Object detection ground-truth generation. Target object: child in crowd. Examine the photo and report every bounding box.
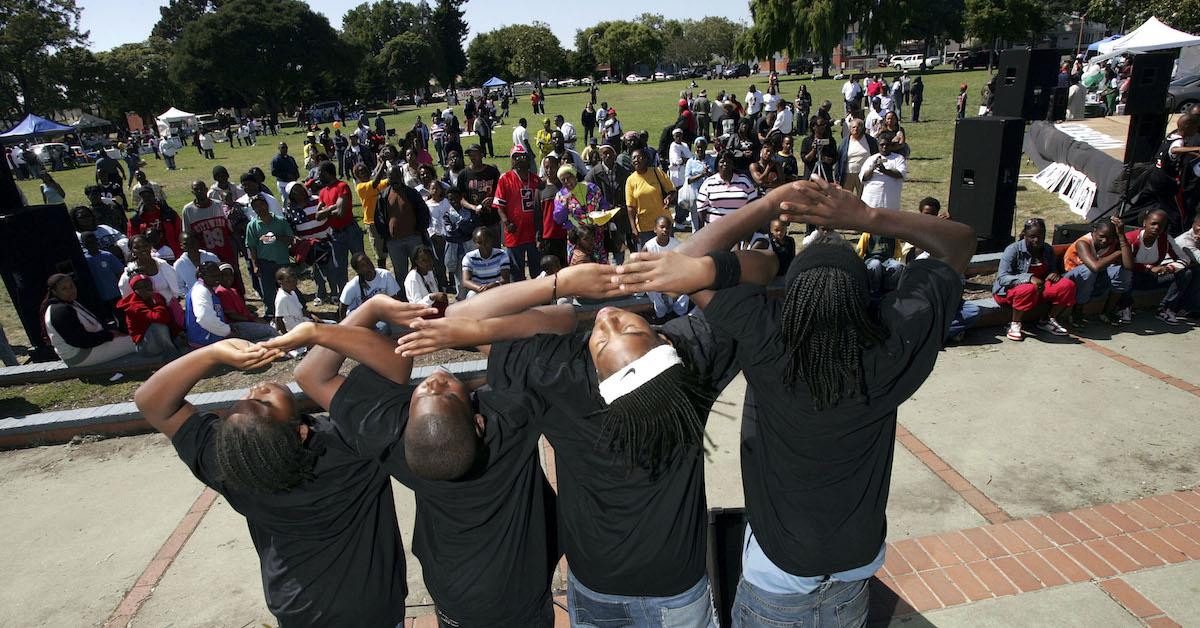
[801,225,845,246]
[174,232,220,295]
[908,198,980,341]
[116,274,184,360]
[767,219,795,277]
[993,217,1076,340]
[461,227,510,297]
[536,255,575,305]
[1121,208,1196,325]
[339,253,404,334]
[855,231,905,298]
[403,247,449,313]
[215,264,264,330]
[956,84,968,120]
[568,227,597,266]
[442,186,477,300]
[641,216,691,322]
[81,231,124,324]
[1062,216,1133,326]
[146,227,176,263]
[273,266,322,334]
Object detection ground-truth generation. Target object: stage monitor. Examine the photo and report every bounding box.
[948,117,1026,252]
[991,49,1060,121]
[1125,53,1176,115]
[1125,112,1169,164]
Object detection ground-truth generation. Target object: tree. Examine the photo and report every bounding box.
[1086,0,1199,34]
[900,0,965,58]
[687,17,745,65]
[171,0,349,120]
[463,24,565,83]
[463,31,508,86]
[95,39,176,127]
[431,0,468,93]
[378,32,438,93]
[965,0,1050,69]
[151,0,224,42]
[593,21,664,81]
[0,0,87,118]
[341,0,431,101]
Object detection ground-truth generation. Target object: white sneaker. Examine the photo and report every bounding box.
[1006,322,1024,341]
[1037,317,1069,336]
[1117,307,1133,324]
[1157,309,1180,326]
[311,297,324,307]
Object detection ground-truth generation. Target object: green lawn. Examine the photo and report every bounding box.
[5,67,1073,359]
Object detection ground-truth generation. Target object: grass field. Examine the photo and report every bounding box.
[2,67,1075,403]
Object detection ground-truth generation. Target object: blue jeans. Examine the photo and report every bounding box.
[507,242,541,281]
[443,240,476,300]
[386,234,425,285]
[331,222,366,285]
[1120,267,1196,310]
[865,258,904,297]
[733,577,868,628]
[1063,264,1131,305]
[135,323,182,361]
[948,300,981,340]
[254,258,282,317]
[568,573,718,628]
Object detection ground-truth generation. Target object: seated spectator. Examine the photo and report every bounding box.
[906,199,980,342]
[145,227,176,263]
[1062,216,1133,326]
[1121,208,1197,325]
[187,262,278,347]
[84,184,127,234]
[993,218,1076,340]
[641,216,690,323]
[567,226,598,266]
[340,253,402,323]
[215,263,277,340]
[461,227,510,297]
[273,266,321,334]
[129,187,182,258]
[81,231,124,323]
[1175,214,1200,266]
[116,274,184,361]
[855,232,905,298]
[72,205,127,261]
[403,247,449,312]
[42,273,135,367]
[173,232,220,295]
[118,234,183,326]
[802,225,845,246]
[767,219,795,277]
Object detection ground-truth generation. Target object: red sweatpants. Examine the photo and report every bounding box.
[995,279,1077,312]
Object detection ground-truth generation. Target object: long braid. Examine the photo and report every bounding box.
[781,266,887,410]
[213,414,319,493]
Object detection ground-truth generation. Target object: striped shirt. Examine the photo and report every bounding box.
[697,173,759,223]
[284,199,332,240]
[464,248,510,284]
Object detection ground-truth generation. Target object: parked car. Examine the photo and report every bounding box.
[890,54,928,71]
[954,50,993,70]
[786,58,815,74]
[599,75,616,83]
[307,100,341,123]
[581,77,595,85]
[1167,75,1200,113]
[559,78,578,87]
[722,63,752,79]
[546,79,559,88]
[626,74,650,83]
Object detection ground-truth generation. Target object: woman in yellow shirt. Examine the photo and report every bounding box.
[353,163,389,268]
[624,148,677,245]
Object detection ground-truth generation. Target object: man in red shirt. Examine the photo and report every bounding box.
[493,145,542,280]
[130,187,183,258]
[183,180,243,294]
[317,161,364,288]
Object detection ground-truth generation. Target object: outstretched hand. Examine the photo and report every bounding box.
[211,338,282,370]
[611,251,712,295]
[772,178,875,231]
[560,263,626,300]
[395,317,483,357]
[368,296,440,327]
[260,322,317,352]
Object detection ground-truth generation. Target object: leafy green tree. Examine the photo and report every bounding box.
[464,24,565,83]
[0,0,87,118]
[593,20,664,81]
[95,38,177,126]
[686,17,745,65]
[1086,0,1199,34]
[431,0,469,92]
[965,0,1050,69]
[341,0,430,101]
[900,0,965,59]
[378,31,439,93]
[151,0,224,42]
[463,30,509,86]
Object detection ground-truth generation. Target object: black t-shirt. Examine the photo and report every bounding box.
[703,259,960,576]
[171,412,407,628]
[487,314,739,596]
[329,366,558,627]
[457,164,501,226]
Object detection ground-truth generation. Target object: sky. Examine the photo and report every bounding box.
[78,0,751,52]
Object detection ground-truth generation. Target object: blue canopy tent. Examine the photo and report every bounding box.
[482,76,508,88]
[1088,34,1123,53]
[0,114,74,143]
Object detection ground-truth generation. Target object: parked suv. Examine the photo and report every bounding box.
[786,58,815,74]
[954,50,992,70]
[1167,75,1200,113]
[722,63,752,78]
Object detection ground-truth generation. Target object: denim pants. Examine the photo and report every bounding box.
[865,258,904,296]
[1120,267,1196,310]
[136,323,181,360]
[231,321,279,341]
[947,300,981,340]
[386,234,425,285]
[255,258,282,317]
[732,577,868,628]
[507,242,541,281]
[311,255,341,302]
[1063,264,1130,305]
[443,240,476,300]
[568,572,718,628]
[331,222,366,285]
[164,154,176,169]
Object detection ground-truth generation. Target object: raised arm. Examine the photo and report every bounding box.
[444,263,621,320]
[396,304,577,357]
[134,339,280,439]
[610,249,779,307]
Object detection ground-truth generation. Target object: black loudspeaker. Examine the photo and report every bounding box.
[1049,87,1068,122]
[1125,53,1175,115]
[1125,112,1169,164]
[948,117,1026,252]
[1053,223,1093,245]
[706,507,747,628]
[0,204,101,361]
[992,49,1061,120]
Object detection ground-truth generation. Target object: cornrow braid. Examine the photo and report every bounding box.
[780,266,887,410]
[213,415,319,493]
[594,363,714,478]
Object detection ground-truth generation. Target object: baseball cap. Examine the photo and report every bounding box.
[466,143,482,153]
[509,144,528,156]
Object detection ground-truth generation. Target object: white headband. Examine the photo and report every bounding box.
[598,344,683,405]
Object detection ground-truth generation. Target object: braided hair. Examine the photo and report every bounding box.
[780,265,887,410]
[213,413,319,493]
[596,362,714,478]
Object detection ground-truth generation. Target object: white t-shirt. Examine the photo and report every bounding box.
[339,269,400,313]
[860,153,907,211]
[235,191,285,220]
[274,289,307,331]
[79,224,129,259]
[846,137,873,174]
[403,269,441,306]
[746,91,763,115]
[643,236,681,254]
[173,250,220,294]
[512,126,529,150]
[118,258,179,303]
[842,81,861,102]
[763,92,781,113]
[428,197,451,238]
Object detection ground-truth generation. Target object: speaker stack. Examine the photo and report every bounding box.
[948,116,1027,252]
[1123,52,1174,164]
[990,49,1061,120]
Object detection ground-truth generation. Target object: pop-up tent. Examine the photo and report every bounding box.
[482,76,507,88]
[69,112,113,130]
[1093,17,1200,64]
[155,107,198,136]
[1088,34,1123,53]
[0,114,74,142]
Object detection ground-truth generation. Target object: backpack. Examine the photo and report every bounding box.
[374,184,431,239]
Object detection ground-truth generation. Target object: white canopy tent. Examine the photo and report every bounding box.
[155,107,199,136]
[1092,17,1200,74]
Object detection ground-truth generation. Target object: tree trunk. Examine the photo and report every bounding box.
[821,53,831,78]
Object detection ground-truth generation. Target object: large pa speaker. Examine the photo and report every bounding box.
[0,204,101,361]
[1125,112,1169,164]
[948,117,1026,253]
[991,49,1061,121]
[1125,53,1175,115]
[706,507,747,628]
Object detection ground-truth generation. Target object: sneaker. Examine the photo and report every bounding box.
[311,297,324,307]
[1037,317,1069,336]
[1006,322,1024,341]
[1157,309,1180,326]
[1098,312,1120,327]
[1117,307,1133,324]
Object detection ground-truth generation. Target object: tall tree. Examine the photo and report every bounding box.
[593,21,664,81]
[463,31,508,86]
[463,24,565,83]
[431,0,468,92]
[150,0,224,42]
[341,0,430,101]
[900,0,965,58]
[1086,0,1199,34]
[95,38,176,127]
[0,0,87,118]
[171,0,348,120]
[378,31,438,93]
[965,0,1050,68]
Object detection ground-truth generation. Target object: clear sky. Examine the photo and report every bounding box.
[78,0,751,52]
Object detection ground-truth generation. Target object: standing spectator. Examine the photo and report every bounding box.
[511,117,534,156]
[859,138,907,211]
[534,118,556,173]
[890,75,904,119]
[85,185,127,235]
[581,103,598,144]
[795,85,812,126]
[667,127,693,193]
[901,71,912,106]
[603,108,623,149]
[696,150,758,228]
[458,145,502,237]
[910,77,925,123]
[493,145,542,280]
[842,75,862,114]
[199,131,216,159]
[284,181,341,305]
[536,158,569,265]
[745,84,764,123]
[586,144,633,263]
[270,142,301,198]
[43,274,135,366]
[625,147,677,246]
[333,129,349,179]
[40,172,66,205]
[879,112,909,157]
[354,163,389,269]
[431,115,447,165]
[73,205,128,261]
[554,166,608,264]
[244,195,295,318]
[865,97,884,138]
[692,90,711,139]
[317,162,364,292]
[994,218,1076,340]
[133,170,167,205]
[373,166,429,278]
[838,118,878,197]
[442,186,477,299]
[956,83,968,120]
[94,148,127,186]
[800,116,839,181]
[130,187,183,258]
[556,114,578,151]
[183,180,242,294]
[207,166,243,207]
[473,111,494,158]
